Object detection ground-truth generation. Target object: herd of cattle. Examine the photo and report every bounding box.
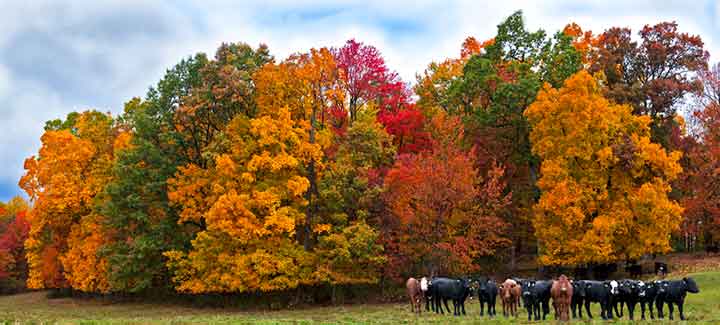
[406,275,700,321]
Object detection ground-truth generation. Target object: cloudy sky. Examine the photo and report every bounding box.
[1,0,719,202]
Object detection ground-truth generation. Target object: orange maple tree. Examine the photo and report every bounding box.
[526,70,683,265]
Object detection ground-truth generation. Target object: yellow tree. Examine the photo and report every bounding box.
[525,71,683,266]
[165,108,323,293]
[254,48,340,250]
[19,111,123,292]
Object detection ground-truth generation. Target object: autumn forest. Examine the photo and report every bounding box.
[1,11,718,298]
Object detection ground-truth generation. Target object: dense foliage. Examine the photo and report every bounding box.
[12,11,717,295]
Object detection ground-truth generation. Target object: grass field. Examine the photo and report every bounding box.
[1,271,719,324]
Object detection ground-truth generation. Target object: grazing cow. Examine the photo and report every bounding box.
[520,279,552,321]
[583,280,614,320]
[638,280,660,320]
[476,278,497,316]
[655,262,669,277]
[614,280,641,320]
[499,279,521,317]
[656,277,700,320]
[551,275,573,321]
[570,280,586,319]
[431,277,472,316]
[421,277,433,312]
[406,277,423,314]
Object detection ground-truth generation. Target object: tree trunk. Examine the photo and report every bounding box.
[304,104,318,251]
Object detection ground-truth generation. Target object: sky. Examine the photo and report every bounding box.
[1,0,719,202]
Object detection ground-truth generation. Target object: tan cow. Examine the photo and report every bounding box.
[499,279,521,317]
[551,275,573,321]
[406,277,423,314]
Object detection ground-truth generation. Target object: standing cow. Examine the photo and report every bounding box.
[431,277,472,316]
[583,280,615,320]
[406,277,423,314]
[570,280,586,319]
[420,277,433,312]
[520,279,552,321]
[476,278,497,317]
[499,279,521,317]
[614,280,641,320]
[638,280,661,320]
[551,275,573,321]
[656,277,700,320]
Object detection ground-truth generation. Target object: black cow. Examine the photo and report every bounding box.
[614,280,641,320]
[520,279,552,321]
[655,262,669,277]
[583,280,616,320]
[638,280,661,320]
[656,277,700,320]
[421,277,435,312]
[431,277,472,316]
[476,278,497,316]
[570,280,586,319]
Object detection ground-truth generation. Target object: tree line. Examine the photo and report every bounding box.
[2,11,718,296]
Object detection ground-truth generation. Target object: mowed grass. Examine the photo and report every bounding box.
[1,272,719,324]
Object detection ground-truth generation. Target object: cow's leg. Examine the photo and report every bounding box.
[640,302,646,320]
[629,301,636,320]
[535,303,541,321]
[656,300,664,319]
[668,302,674,320]
[585,301,593,319]
[543,300,550,320]
[649,301,655,319]
[679,299,685,321]
[444,298,451,314]
[525,303,531,321]
[578,300,583,318]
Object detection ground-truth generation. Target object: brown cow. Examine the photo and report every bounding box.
[551,275,573,321]
[406,277,423,314]
[499,279,521,317]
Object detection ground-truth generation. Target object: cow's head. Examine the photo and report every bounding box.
[656,280,669,295]
[463,278,475,299]
[618,280,636,295]
[637,281,647,297]
[683,277,700,294]
[572,280,586,298]
[522,280,535,297]
[478,279,489,295]
[501,281,515,299]
[608,280,619,295]
[420,277,429,292]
